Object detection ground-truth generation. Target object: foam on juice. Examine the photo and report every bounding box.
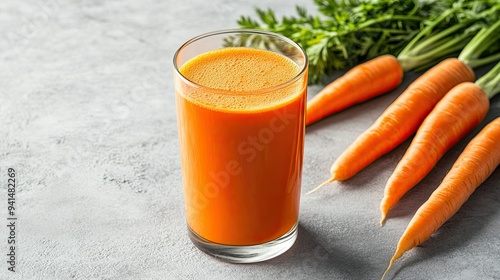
[178,47,303,112]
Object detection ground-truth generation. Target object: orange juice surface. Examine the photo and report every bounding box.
[175,47,306,245]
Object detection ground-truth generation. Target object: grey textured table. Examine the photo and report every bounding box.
[1,0,499,279]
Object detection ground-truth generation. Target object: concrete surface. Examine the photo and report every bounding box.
[1,0,499,279]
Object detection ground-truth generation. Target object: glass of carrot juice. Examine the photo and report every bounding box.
[173,29,308,263]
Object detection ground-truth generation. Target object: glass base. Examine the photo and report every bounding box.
[188,223,298,263]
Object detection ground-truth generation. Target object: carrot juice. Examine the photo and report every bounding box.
[174,30,307,262]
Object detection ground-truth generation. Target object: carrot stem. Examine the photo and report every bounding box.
[406,21,474,56]
[476,61,500,99]
[464,52,500,69]
[399,3,500,72]
[398,8,458,57]
[356,14,425,30]
[459,18,500,66]
[398,31,476,71]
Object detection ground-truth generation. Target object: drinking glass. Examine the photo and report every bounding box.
[173,29,308,263]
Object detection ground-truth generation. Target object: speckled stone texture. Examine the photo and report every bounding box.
[1,0,499,279]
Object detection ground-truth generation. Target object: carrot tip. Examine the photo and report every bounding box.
[306,178,335,195]
[380,214,387,226]
[381,266,390,280]
[381,257,396,280]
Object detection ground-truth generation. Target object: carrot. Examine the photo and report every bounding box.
[305,55,403,126]
[307,58,474,194]
[380,53,500,223]
[379,82,490,224]
[382,117,500,280]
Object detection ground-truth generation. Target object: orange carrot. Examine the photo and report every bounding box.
[306,55,403,126]
[379,82,490,224]
[307,58,474,194]
[382,117,500,279]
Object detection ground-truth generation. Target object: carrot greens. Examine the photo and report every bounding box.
[238,0,499,83]
[399,1,500,71]
[238,0,435,83]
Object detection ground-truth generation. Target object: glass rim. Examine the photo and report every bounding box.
[173,29,308,96]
